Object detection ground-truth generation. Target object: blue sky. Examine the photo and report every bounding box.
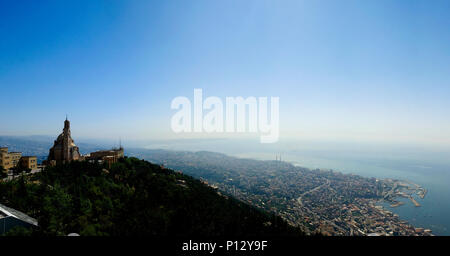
[0,0,449,147]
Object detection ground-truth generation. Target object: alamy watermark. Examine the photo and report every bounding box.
[171,89,279,143]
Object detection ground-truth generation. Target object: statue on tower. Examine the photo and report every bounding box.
[47,117,81,165]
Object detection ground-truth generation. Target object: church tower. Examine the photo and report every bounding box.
[48,117,81,164]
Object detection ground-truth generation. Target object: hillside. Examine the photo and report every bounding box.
[0,157,304,236]
[128,149,426,235]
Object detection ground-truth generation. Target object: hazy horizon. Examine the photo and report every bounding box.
[2,134,450,167]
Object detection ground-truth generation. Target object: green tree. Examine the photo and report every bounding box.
[1,158,305,237]
[3,226,33,236]
[40,184,73,235]
[11,167,22,177]
[0,166,7,179]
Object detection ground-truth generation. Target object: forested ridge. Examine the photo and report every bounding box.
[0,157,304,236]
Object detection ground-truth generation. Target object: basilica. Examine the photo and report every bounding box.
[47,118,124,167]
[47,117,81,165]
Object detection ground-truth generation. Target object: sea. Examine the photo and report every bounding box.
[235,150,450,235]
[143,139,450,235]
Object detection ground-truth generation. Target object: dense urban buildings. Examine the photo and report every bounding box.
[1,119,435,236]
[140,150,433,236]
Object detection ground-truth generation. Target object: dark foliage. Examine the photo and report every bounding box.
[0,167,6,179]
[0,157,304,236]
